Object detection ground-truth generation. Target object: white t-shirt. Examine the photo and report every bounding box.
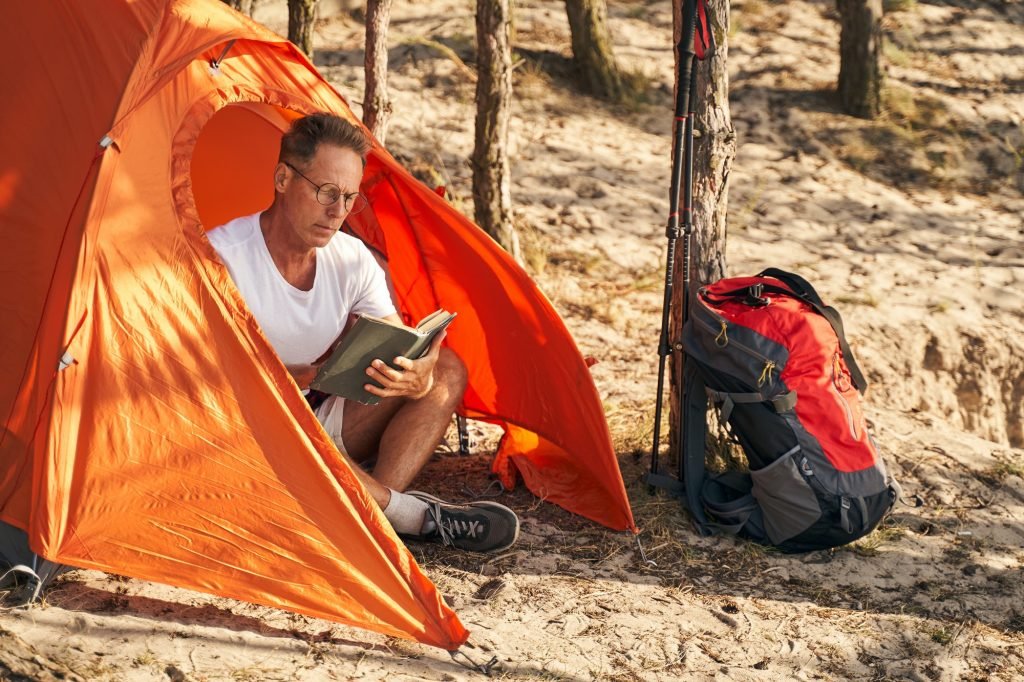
[207,212,396,366]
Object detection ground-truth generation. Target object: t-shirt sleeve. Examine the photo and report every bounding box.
[350,244,398,319]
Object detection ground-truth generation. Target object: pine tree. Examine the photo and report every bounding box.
[220,0,253,15]
[471,0,521,260]
[363,0,394,143]
[564,0,626,101]
[288,0,318,59]
[837,0,884,118]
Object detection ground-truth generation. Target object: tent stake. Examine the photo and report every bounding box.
[450,648,501,676]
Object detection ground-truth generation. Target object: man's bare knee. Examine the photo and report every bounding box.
[432,348,467,405]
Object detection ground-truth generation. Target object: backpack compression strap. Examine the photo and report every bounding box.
[705,388,798,422]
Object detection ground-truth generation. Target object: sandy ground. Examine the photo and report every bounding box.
[3,0,1023,680]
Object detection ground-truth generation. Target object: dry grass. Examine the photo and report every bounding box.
[845,521,908,557]
[514,217,549,276]
[825,82,1022,194]
[604,400,655,456]
[734,0,792,38]
[398,36,477,82]
[616,64,660,111]
[883,0,917,12]
[883,40,915,69]
[978,454,1024,488]
[834,292,881,308]
[731,0,772,38]
[513,56,554,100]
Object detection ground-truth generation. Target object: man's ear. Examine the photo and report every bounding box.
[273,162,289,193]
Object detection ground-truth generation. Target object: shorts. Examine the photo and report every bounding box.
[314,394,348,455]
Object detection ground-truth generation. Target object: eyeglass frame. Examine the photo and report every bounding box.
[281,160,366,212]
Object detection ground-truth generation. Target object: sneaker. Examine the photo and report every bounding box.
[405,491,520,553]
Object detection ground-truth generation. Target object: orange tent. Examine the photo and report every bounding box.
[0,0,635,649]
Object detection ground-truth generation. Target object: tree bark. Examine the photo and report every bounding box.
[837,0,883,119]
[220,0,253,15]
[288,0,319,59]
[668,1,735,461]
[472,0,521,260]
[564,0,625,101]
[364,0,394,144]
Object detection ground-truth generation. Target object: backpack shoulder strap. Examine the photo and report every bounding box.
[681,362,713,534]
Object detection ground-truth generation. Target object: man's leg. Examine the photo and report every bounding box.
[333,348,519,552]
[341,347,467,490]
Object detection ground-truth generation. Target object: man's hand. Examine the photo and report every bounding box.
[364,330,446,400]
[286,317,353,391]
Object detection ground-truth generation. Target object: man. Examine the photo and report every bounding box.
[208,112,519,553]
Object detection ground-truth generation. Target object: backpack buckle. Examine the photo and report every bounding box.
[743,283,770,307]
[839,497,853,534]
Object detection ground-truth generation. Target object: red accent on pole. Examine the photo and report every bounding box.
[694,0,711,59]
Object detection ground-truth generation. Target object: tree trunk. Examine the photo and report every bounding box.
[667,1,735,461]
[472,0,521,261]
[220,0,253,15]
[288,0,319,59]
[564,0,625,101]
[837,0,883,119]
[364,0,394,144]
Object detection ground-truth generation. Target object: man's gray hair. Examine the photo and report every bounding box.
[279,112,371,165]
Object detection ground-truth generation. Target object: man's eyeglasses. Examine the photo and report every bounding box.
[282,161,368,214]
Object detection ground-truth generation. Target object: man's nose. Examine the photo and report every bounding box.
[325,200,347,219]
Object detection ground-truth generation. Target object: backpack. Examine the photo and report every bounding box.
[674,268,898,553]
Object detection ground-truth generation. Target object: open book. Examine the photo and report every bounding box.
[310,309,457,405]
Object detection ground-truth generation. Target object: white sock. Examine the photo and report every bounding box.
[382,490,431,536]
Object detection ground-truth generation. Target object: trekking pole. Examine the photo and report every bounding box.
[650,0,700,490]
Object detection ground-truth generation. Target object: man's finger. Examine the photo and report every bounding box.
[364,383,391,397]
[426,330,447,357]
[368,359,401,382]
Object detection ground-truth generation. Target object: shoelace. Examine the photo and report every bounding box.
[444,518,484,539]
[426,503,487,546]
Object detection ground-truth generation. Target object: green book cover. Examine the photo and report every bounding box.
[310,309,456,405]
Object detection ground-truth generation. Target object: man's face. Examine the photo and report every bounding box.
[278,143,364,249]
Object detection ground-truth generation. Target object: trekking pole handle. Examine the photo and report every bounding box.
[667,0,698,240]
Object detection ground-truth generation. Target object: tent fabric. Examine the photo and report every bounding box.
[0,0,635,649]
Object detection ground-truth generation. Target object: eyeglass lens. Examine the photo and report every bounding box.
[317,185,367,213]
[285,161,367,214]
